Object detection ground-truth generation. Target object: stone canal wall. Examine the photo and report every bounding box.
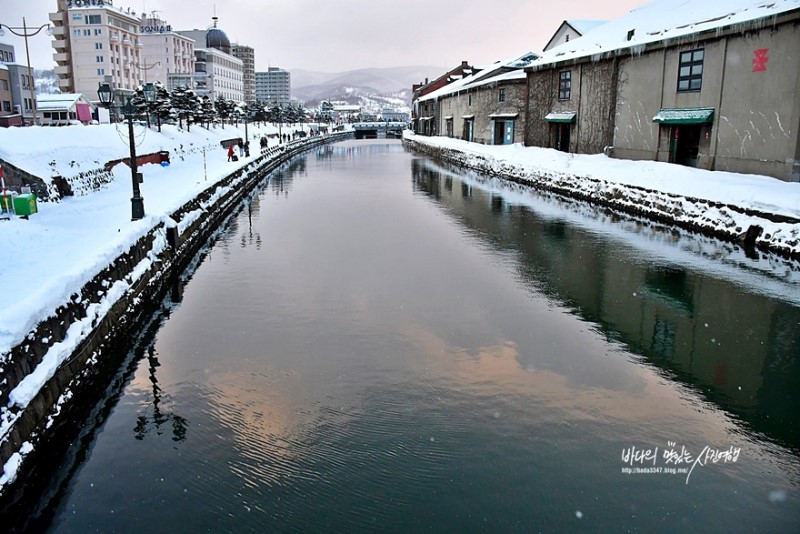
[403,136,800,260]
[0,133,352,508]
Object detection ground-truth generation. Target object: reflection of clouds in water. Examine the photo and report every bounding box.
[197,363,365,490]
[399,318,741,444]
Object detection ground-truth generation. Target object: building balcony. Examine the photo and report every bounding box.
[52,39,67,49]
[48,12,62,23]
[52,52,69,63]
[122,37,132,46]
[110,33,120,42]
[135,40,143,48]
[50,25,65,37]
[54,65,71,76]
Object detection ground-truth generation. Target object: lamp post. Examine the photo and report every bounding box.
[136,61,161,128]
[98,82,157,221]
[0,18,52,126]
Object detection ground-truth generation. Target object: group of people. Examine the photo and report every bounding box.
[226,139,250,161]
[229,128,329,161]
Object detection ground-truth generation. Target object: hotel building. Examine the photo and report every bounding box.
[255,67,290,107]
[49,0,144,99]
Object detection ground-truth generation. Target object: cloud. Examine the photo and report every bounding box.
[11,0,643,73]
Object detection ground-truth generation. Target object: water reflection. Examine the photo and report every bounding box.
[36,142,800,533]
[412,158,800,450]
[240,196,262,250]
[133,347,188,442]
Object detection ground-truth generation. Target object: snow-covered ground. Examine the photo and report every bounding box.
[0,125,797,359]
[0,120,799,492]
[0,121,314,357]
[403,132,800,257]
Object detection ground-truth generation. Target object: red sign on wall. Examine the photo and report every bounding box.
[752,49,769,72]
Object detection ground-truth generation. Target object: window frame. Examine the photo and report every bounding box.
[677,48,704,93]
[558,70,571,101]
[499,88,506,102]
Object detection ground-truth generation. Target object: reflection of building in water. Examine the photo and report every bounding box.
[411,159,800,448]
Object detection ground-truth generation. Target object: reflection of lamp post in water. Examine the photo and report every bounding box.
[133,346,188,442]
[97,82,157,221]
[0,18,53,126]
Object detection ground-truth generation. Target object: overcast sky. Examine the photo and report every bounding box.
[5,0,644,73]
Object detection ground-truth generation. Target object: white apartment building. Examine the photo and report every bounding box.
[49,0,145,99]
[177,21,243,102]
[255,67,290,106]
[138,13,195,90]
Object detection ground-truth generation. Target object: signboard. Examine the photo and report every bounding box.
[140,24,172,34]
[67,0,112,7]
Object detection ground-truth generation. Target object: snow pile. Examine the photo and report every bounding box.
[403,132,800,257]
[0,121,321,356]
[535,0,800,66]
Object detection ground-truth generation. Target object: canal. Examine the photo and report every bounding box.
[30,140,800,531]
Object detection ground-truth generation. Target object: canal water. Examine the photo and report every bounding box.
[34,140,800,531]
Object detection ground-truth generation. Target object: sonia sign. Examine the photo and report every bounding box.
[140,25,172,33]
[67,0,111,7]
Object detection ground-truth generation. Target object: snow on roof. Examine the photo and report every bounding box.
[566,19,607,35]
[418,50,537,103]
[418,71,480,103]
[505,51,540,69]
[36,93,94,111]
[535,0,800,67]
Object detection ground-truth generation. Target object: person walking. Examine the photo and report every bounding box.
[237,140,244,157]
[227,143,234,162]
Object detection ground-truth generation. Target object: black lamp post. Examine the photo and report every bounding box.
[98,82,157,221]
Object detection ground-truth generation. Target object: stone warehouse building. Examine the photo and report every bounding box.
[524,0,800,181]
[412,0,800,182]
[421,52,538,145]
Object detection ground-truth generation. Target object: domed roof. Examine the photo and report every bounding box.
[206,17,231,54]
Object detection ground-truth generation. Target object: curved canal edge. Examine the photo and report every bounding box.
[402,136,800,261]
[0,132,353,511]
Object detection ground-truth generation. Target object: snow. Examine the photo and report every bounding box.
[536,0,800,67]
[403,131,800,253]
[0,117,798,490]
[0,120,332,489]
[0,121,313,358]
[0,441,32,488]
[419,0,800,100]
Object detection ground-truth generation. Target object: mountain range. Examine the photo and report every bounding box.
[291,65,443,109]
[34,65,446,112]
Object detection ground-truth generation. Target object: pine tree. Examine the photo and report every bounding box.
[152,82,172,133]
[215,96,233,127]
[169,85,199,131]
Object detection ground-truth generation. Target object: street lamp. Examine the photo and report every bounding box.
[0,18,52,126]
[136,61,161,128]
[98,82,157,221]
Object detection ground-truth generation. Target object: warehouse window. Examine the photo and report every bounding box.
[558,70,571,100]
[678,48,704,92]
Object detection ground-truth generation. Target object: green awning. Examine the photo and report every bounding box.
[544,111,576,123]
[652,108,714,124]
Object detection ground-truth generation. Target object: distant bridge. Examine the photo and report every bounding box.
[352,122,408,139]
